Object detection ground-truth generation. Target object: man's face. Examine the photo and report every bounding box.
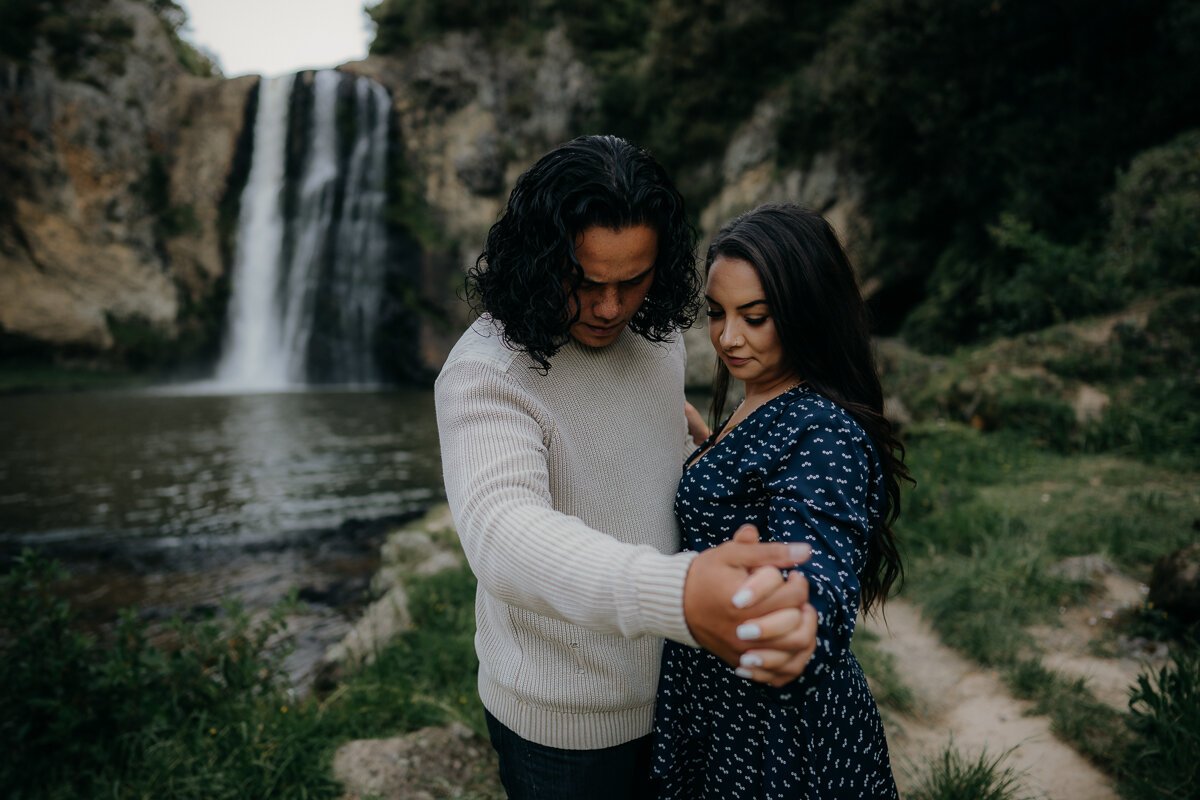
[566,224,658,348]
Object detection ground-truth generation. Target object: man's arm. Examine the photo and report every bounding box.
[436,355,817,675]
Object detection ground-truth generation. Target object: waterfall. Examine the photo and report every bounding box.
[214,70,392,390]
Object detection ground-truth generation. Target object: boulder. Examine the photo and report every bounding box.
[1148,541,1200,624]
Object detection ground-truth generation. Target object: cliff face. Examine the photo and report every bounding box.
[0,6,861,379]
[0,0,252,363]
[342,27,602,369]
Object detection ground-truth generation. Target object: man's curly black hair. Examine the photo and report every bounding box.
[465,135,701,372]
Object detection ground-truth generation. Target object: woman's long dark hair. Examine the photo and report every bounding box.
[707,203,910,614]
[466,135,701,371]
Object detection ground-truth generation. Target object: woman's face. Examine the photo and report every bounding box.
[705,255,795,392]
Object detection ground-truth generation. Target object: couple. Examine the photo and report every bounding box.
[435,135,908,799]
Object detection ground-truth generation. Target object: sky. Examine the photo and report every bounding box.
[178,0,379,78]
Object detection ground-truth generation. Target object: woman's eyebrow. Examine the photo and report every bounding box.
[736,299,768,310]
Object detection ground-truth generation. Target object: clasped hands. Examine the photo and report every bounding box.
[682,524,818,688]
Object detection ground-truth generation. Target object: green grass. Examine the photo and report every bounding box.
[904,744,1032,800]
[1005,659,1128,765]
[892,421,1200,791]
[1119,647,1200,800]
[852,626,915,718]
[0,551,494,800]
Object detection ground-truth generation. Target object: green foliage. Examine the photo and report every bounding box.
[1105,129,1200,291]
[0,543,494,799]
[39,7,134,80]
[792,0,1200,343]
[318,565,486,740]
[0,0,217,77]
[850,627,914,715]
[611,0,851,202]
[104,312,176,371]
[1077,289,1200,468]
[144,0,221,77]
[905,744,1031,800]
[982,215,1118,335]
[1120,648,1200,799]
[0,550,337,799]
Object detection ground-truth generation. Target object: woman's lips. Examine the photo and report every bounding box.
[724,355,750,367]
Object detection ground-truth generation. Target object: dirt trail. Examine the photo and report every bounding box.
[863,600,1120,800]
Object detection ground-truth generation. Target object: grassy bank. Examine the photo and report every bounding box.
[1,547,494,800]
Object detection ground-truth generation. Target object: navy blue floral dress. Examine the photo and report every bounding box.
[652,386,898,799]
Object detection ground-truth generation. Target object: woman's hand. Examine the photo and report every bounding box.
[685,401,712,447]
[726,527,819,688]
[682,525,818,687]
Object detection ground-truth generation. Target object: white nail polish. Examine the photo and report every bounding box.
[736,623,761,640]
[740,653,763,668]
[735,667,754,679]
[731,588,753,608]
[789,543,812,562]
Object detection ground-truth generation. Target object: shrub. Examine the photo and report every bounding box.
[1105,129,1200,291]
[983,214,1118,335]
[1120,647,1200,800]
[0,550,337,799]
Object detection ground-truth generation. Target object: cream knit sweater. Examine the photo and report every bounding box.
[435,317,700,749]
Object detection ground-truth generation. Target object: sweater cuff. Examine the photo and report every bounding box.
[630,550,699,648]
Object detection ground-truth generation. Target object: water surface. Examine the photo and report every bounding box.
[0,387,443,558]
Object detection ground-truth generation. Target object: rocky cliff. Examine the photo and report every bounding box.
[0,2,863,381]
[0,0,253,366]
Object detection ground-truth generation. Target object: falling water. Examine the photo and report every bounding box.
[215,70,392,390]
[216,74,293,389]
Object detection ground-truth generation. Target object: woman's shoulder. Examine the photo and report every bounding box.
[767,389,873,453]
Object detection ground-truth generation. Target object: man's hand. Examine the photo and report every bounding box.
[684,401,712,448]
[682,525,818,688]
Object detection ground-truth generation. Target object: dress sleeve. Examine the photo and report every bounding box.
[435,355,699,646]
[761,409,876,685]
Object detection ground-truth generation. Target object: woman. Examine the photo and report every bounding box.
[653,204,909,798]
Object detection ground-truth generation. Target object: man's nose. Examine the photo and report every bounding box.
[593,287,620,319]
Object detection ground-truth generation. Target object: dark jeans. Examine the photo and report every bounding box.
[484,709,657,800]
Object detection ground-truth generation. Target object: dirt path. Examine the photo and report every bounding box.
[863,600,1120,800]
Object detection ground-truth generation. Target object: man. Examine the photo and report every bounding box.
[435,135,817,798]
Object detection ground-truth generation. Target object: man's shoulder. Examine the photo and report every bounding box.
[439,317,521,378]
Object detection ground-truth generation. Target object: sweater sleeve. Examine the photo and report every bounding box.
[435,354,699,646]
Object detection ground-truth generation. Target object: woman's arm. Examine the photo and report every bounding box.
[739,408,877,685]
